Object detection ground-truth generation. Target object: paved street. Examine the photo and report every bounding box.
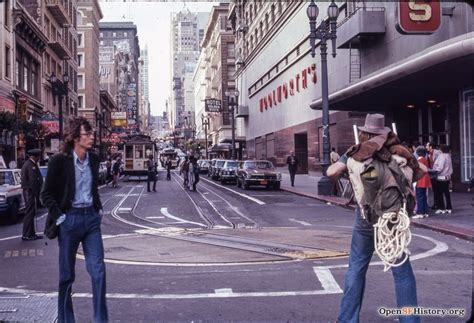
[0,173,471,322]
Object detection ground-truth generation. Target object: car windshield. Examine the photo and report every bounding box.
[245,161,273,170]
[216,161,225,167]
[0,171,15,185]
[225,161,239,168]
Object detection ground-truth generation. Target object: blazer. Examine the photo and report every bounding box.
[21,158,43,196]
[41,151,103,239]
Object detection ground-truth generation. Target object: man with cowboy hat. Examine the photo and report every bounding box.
[21,148,43,241]
[328,113,425,323]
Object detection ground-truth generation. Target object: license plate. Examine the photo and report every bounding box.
[260,180,268,185]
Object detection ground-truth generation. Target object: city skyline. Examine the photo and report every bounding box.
[100,1,215,116]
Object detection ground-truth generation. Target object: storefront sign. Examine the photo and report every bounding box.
[112,119,127,127]
[205,98,222,113]
[0,97,15,114]
[127,83,137,124]
[259,64,317,112]
[41,120,60,134]
[397,0,441,34]
[17,97,28,121]
[111,112,127,120]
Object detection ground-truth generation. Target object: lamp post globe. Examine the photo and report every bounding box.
[328,1,340,19]
[306,0,319,20]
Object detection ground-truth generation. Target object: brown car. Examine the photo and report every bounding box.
[236,160,282,190]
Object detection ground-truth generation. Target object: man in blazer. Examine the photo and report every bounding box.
[21,148,43,241]
[41,117,108,323]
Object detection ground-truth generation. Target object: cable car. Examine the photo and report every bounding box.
[123,135,157,180]
[159,148,180,169]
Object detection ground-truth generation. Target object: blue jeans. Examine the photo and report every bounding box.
[416,187,428,214]
[58,207,108,323]
[338,210,419,323]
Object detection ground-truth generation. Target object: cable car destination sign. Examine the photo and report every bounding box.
[205,98,222,113]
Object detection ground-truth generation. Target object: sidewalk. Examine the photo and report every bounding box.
[276,167,474,241]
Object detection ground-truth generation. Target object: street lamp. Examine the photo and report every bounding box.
[225,89,239,160]
[307,0,339,195]
[49,72,69,139]
[94,106,103,160]
[201,114,210,159]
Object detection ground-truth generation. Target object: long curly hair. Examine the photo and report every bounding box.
[62,117,93,155]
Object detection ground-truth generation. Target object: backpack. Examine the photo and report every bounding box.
[359,156,415,225]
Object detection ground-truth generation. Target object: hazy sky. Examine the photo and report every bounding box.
[99,1,215,116]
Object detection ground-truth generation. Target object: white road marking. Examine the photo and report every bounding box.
[201,177,266,205]
[160,208,207,227]
[322,234,449,269]
[117,207,133,213]
[313,267,343,294]
[215,288,233,294]
[289,219,312,226]
[146,216,165,219]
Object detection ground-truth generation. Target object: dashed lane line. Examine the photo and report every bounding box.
[200,177,266,205]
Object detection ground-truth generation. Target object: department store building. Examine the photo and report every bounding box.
[230,1,473,188]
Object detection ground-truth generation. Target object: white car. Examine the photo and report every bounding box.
[0,169,26,222]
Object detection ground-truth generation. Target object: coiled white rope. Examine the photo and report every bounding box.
[373,203,412,272]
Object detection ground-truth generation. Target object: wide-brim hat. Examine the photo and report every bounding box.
[27,148,42,156]
[357,113,391,135]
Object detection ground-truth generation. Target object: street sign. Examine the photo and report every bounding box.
[205,98,222,113]
[397,0,441,35]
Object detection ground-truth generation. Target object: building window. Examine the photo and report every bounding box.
[124,32,128,37]
[78,74,84,89]
[16,48,39,98]
[112,32,116,37]
[77,53,84,67]
[100,40,104,46]
[4,45,10,79]
[4,0,10,27]
[100,32,103,38]
[31,64,37,96]
[78,95,84,109]
[77,32,84,47]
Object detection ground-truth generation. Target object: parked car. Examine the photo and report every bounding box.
[198,159,210,174]
[220,160,239,185]
[236,160,282,190]
[0,168,25,223]
[99,162,109,184]
[210,159,226,180]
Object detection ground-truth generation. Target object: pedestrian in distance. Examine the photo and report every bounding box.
[431,144,453,214]
[105,158,112,186]
[327,113,426,323]
[20,148,43,241]
[112,156,121,188]
[412,146,431,219]
[330,147,340,164]
[180,156,190,189]
[165,156,172,181]
[147,155,157,192]
[41,117,108,323]
[190,157,201,191]
[426,142,441,209]
[286,150,298,187]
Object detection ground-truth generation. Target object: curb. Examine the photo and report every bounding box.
[281,187,473,242]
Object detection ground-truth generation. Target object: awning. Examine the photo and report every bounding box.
[310,32,474,112]
[208,143,231,152]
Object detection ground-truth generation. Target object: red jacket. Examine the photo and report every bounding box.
[416,157,431,188]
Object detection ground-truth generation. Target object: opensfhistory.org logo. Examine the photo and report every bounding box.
[379,307,466,318]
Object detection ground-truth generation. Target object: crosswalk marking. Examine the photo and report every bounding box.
[3,249,44,258]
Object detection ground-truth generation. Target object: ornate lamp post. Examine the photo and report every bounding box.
[49,72,69,139]
[225,89,239,160]
[94,107,103,160]
[201,114,210,159]
[307,0,339,195]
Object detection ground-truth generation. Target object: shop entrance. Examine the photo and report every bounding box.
[294,133,308,174]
